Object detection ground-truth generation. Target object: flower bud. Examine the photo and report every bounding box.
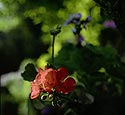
[48,94,53,101]
[41,95,47,101]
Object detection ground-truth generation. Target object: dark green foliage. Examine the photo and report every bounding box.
[21,63,37,81]
[50,43,124,96]
[94,0,125,56]
[52,43,118,74]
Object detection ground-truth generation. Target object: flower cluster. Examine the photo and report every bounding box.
[30,66,76,99]
[63,13,91,47]
[64,13,91,29]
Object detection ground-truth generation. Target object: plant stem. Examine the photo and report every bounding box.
[52,35,55,63]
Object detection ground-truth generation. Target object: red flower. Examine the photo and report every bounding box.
[30,68,56,99]
[56,68,76,94]
[30,67,76,99]
[35,68,56,92]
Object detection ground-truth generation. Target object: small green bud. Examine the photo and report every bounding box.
[48,94,53,101]
[41,95,47,101]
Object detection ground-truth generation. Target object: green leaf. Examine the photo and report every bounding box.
[27,97,38,115]
[21,63,37,81]
[32,98,45,110]
[64,108,76,115]
[27,96,45,115]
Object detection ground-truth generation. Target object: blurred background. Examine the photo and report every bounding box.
[0,0,125,115]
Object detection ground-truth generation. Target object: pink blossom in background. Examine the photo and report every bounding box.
[103,20,116,29]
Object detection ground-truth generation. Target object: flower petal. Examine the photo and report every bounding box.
[56,77,76,94]
[35,68,43,85]
[56,68,69,81]
[42,68,56,92]
[30,81,41,99]
[62,77,76,94]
